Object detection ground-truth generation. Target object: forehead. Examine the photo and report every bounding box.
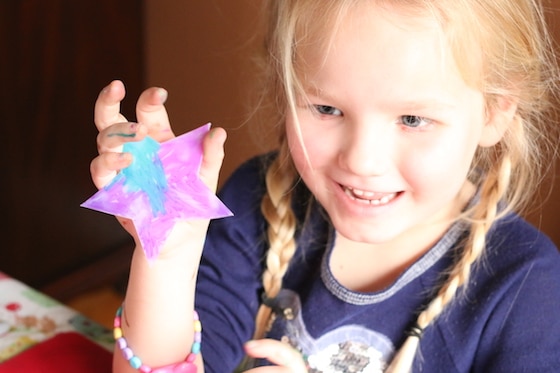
[296,4,443,66]
[293,3,481,93]
[295,5,472,99]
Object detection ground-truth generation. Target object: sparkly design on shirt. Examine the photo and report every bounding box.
[266,289,394,373]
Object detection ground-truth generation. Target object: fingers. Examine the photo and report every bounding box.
[90,152,132,189]
[94,80,128,132]
[243,367,296,373]
[96,122,148,154]
[93,125,225,191]
[92,80,175,191]
[199,127,227,192]
[135,87,174,142]
[244,339,308,373]
[92,121,148,189]
[94,80,174,142]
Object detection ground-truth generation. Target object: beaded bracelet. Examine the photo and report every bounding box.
[113,305,202,373]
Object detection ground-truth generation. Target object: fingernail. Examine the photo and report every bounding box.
[157,88,168,104]
[118,152,132,163]
[102,80,116,94]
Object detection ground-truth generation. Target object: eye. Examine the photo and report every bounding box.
[314,105,343,116]
[399,115,430,128]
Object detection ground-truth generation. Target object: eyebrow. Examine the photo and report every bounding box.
[397,100,458,111]
[304,85,459,112]
[303,85,333,99]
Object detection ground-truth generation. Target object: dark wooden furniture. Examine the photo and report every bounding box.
[0,0,144,300]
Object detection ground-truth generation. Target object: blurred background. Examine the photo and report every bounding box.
[1,1,559,327]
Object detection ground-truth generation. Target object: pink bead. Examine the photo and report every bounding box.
[185,353,196,363]
[152,362,196,373]
[113,305,201,373]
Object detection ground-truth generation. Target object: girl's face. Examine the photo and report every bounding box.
[287,6,502,249]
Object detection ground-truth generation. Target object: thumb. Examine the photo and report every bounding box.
[244,339,308,372]
[199,127,227,192]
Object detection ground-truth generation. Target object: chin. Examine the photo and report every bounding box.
[333,221,403,245]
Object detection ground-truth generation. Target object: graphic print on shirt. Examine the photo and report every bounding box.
[266,289,395,373]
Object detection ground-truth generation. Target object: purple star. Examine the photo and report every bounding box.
[81,124,233,261]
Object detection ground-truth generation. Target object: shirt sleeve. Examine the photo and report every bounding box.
[417,216,560,373]
[473,233,560,372]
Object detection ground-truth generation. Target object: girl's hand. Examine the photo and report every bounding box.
[91,80,173,187]
[90,80,174,237]
[89,80,226,244]
[243,339,308,373]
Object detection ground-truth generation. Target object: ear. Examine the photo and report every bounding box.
[479,96,518,147]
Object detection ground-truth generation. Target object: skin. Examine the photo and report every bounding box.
[287,6,509,292]
[92,80,305,372]
[92,5,513,373]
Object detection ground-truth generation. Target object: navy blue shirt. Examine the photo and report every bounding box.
[196,155,560,372]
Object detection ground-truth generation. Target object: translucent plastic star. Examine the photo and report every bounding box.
[81,124,232,261]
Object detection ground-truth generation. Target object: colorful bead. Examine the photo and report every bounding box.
[191,343,201,355]
[114,327,123,339]
[116,337,127,349]
[130,356,142,369]
[113,305,200,372]
[185,353,196,364]
[122,347,134,360]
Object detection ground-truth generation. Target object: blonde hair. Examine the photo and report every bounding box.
[250,0,559,371]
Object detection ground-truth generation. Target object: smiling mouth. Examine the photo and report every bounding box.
[343,186,398,205]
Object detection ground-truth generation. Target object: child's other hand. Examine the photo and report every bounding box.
[243,339,308,373]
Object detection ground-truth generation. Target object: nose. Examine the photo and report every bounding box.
[338,120,392,176]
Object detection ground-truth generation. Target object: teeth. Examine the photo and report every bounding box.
[344,187,396,205]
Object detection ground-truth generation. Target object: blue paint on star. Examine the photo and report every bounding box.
[81,124,233,261]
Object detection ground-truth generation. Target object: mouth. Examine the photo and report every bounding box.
[343,186,398,206]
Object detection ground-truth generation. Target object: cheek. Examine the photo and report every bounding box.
[286,118,333,172]
[403,135,477,195]
[285,119,306,170]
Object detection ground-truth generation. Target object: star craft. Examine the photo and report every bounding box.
[81,124,233,261]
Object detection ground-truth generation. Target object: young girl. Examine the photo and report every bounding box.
[90,0,560,372]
